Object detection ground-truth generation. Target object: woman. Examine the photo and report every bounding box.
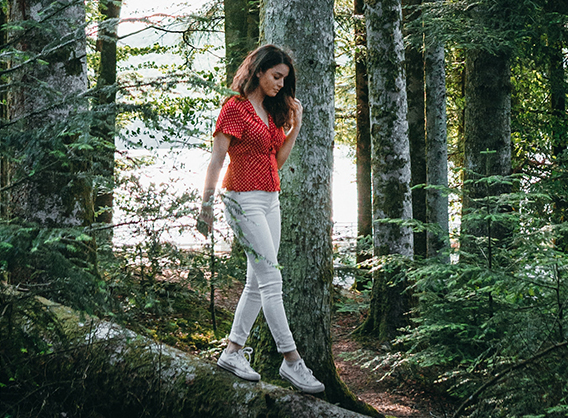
[199,45,324,394]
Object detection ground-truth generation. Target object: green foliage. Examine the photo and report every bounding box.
[0,221,113,315]
[0,2,245,414]
[391,172,568,417]
[0,287,68,417]
[406,0,545,54]
[334,0,357,148]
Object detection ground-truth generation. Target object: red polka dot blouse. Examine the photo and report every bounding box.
[214,96,286,192]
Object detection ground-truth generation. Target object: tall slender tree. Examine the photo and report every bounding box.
[256,1,378,414]
[546,0,567,252]
[0,9,9,220]
[93,0,122,246]
[403,0,427,259]
[360,0,414,341]
[424,0,449,260]
[354,0,373,265]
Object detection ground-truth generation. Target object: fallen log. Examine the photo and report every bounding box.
[26,295,377,418]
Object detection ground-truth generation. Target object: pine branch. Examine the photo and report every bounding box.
[0,161,58,193]
[452,341,568,418]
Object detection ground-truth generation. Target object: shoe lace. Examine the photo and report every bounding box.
[238,347,254,365]
[293,359,315,381]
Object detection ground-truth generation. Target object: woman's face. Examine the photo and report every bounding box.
[257,63,290,97]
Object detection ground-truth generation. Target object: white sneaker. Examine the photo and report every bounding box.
[217,347,261,381]
[279,359,325,393]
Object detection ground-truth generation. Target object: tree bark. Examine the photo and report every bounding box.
[8,0,93,229]
[354,0,373,265]
[5,293,376,418]
[461,49,512,256]
[91,0,121,258]
[547,0,567,252]
[224,0,259,85]
[93,0,121,228]
[403,0,427,259]
[257,1,380,415]
[0,9,9,220]
[424,19,449,260]
[360,0,414,342]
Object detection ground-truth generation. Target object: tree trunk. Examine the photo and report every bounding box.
[403,0,427,259]
[8,0,93,229]
[4,293,376,418]
[361,0,414,341]
[461,49,512,257]
[354,0,373,266]
[424,23,449,260]
[92,0,121,257]
[0,9,9,220]
[258,1,380,415]
[224,0,259,85]
[547,0,567,252]
[0,158,8,219]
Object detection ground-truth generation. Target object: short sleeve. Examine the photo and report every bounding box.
[214,98,245,140]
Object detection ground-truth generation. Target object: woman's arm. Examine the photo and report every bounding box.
[198,132,231,235]
[276,99,303,169]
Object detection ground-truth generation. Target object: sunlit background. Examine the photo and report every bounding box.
[113,0,358,250]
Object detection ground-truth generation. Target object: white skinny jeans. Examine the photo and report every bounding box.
[224,190,297,353]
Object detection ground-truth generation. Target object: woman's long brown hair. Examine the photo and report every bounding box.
[230,45,297,129]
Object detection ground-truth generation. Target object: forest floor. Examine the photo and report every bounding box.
[212,279,456,418]
[331,309,454,418]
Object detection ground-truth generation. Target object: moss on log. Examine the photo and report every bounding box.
[25,296,375,417]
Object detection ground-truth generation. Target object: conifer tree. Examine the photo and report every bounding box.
[360,0,414,341]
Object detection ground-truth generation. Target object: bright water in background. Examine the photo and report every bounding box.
[113,1,358,254]
[113,144,358,253]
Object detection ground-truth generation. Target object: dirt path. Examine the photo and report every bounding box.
[331,310,453,418]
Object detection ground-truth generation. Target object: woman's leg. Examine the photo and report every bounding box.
[225,191,296,353]
[222,191,324,392]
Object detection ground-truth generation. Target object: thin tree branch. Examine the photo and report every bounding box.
[0,37,79,77]
[452,341,568,418]
[0,161,59,193]
[0,0,83,51]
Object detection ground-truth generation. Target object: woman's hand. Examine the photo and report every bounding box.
[198,202,213,237]
[198,132,231,237]
[198,190,215,237]
[291,98,303,131]
[278,98,303,169]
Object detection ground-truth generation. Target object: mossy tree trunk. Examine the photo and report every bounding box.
[8,0,93,229]
[402,0,427,259]
[461,49,512,258]
[359,0,414,342]
[424,4,449,260]
[354,0,373,266]
[254,1,380,416]
[224,0,259,86]
[1,292,377,418]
